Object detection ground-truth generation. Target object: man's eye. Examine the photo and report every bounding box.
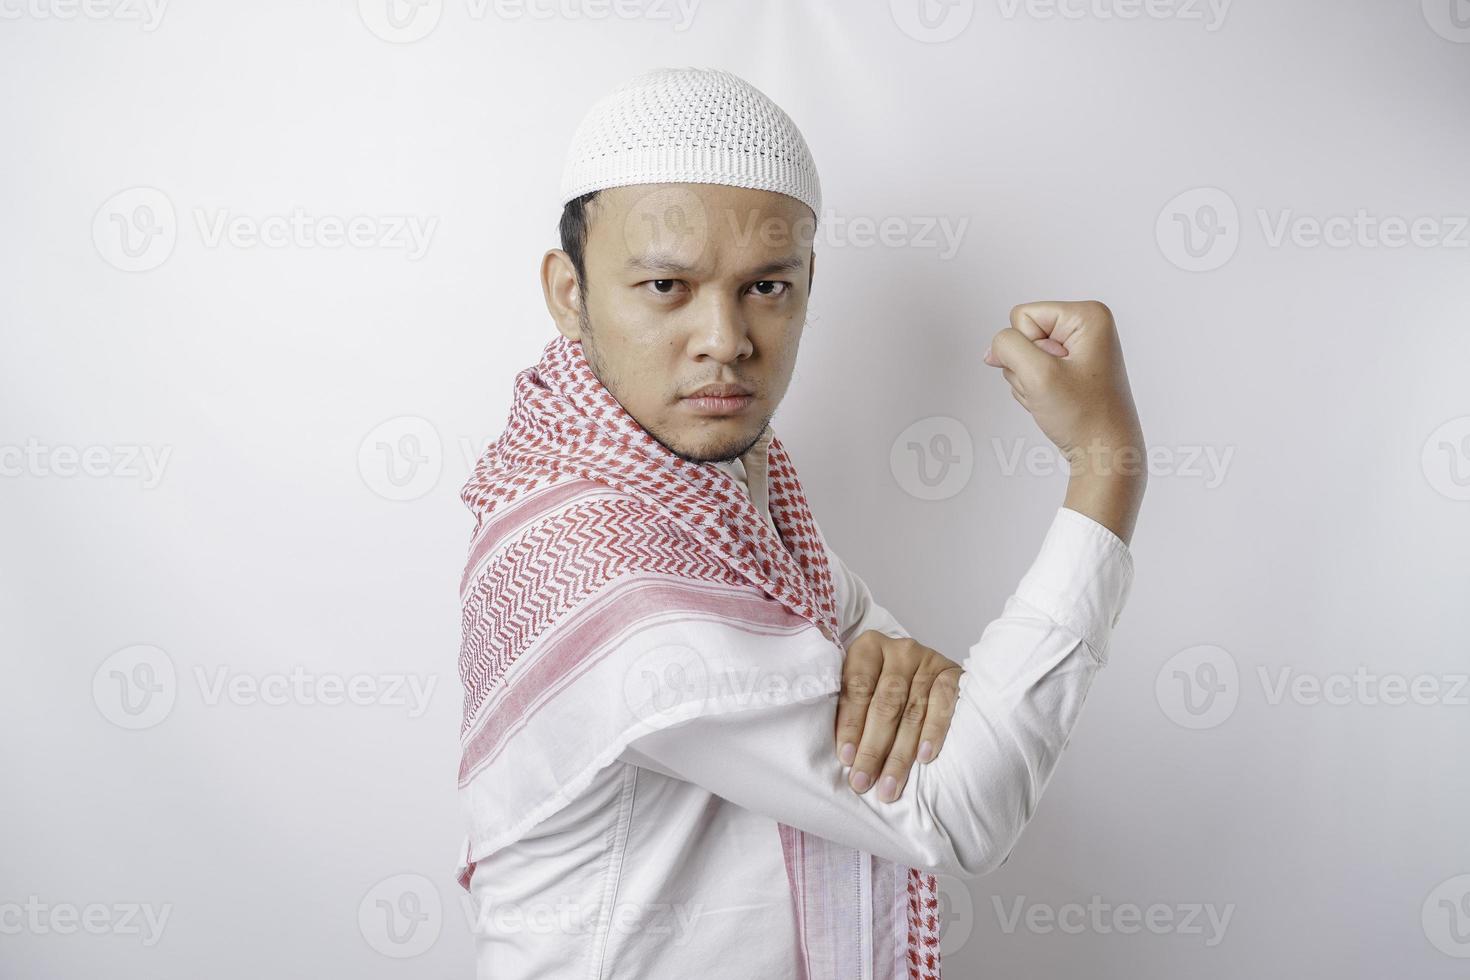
[642,280,790,297]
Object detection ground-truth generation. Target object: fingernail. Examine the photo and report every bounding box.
[851,770,871,792]
[917,740,934,763]
[879,775,897,802]
[839,742,856,766]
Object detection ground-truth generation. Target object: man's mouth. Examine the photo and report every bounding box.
[682,384,755,416]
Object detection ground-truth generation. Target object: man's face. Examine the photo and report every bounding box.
[544,182,816,464]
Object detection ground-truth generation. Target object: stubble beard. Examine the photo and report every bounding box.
[577,306,769,466]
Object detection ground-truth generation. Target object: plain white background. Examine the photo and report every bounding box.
[3,1,1468,976]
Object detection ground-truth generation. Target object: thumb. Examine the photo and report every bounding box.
[986,335,1068,364]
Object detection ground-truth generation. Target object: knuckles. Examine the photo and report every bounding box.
[901,697,928,725]
[870,677,911,717]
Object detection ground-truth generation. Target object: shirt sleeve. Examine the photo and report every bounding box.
[617,505,1136,879]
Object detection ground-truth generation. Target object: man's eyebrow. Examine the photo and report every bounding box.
[624,253,805,278]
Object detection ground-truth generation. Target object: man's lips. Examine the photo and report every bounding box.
[684,384,753,398]
[681,389,755,416]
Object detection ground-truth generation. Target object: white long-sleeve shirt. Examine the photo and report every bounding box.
[464,449,1135,979]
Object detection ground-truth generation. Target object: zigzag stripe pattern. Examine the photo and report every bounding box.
[458,493,746,731]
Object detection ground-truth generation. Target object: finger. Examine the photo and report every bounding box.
[988,336,1065,366]
[1009,302,1065,341]
[998,367,1030,410]
[874,670,937,803]
[849,664,914,795]
[915,667,961,764]
[834,636,883,766]
[1010,300,1110,356]
[989,327,1056,393]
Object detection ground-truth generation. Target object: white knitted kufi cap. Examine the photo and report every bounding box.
[558,67,821,218]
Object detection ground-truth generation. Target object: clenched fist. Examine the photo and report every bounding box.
[984,300,1147,543]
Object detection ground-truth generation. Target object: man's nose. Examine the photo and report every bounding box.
[687,293,753,362]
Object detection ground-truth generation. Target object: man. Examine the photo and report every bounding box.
[455,67,1144,980]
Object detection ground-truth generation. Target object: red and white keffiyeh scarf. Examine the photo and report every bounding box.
[455,334,941,979]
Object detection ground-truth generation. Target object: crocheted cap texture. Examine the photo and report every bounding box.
[557,66,821,218]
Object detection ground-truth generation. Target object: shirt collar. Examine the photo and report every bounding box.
[710,423,776,527]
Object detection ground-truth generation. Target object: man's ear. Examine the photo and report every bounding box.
[808,248,816,294]
[541,249,584,340]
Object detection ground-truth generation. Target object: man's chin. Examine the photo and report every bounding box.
[654,420,766,465]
